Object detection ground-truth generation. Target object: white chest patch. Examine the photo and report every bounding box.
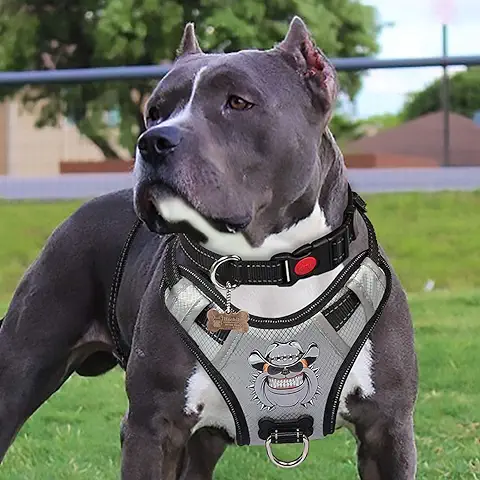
[185,365,237,438]
[336,339,375,426]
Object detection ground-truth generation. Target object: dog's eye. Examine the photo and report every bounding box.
[145,106,161,127]
[227,95,253,111]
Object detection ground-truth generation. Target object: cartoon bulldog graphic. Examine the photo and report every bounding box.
[248,341,320,409]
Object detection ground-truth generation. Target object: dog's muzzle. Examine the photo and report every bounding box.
[134,124,252,237]
[137,125,183,163]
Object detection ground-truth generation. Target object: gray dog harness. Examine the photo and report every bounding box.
[108,189,392,468]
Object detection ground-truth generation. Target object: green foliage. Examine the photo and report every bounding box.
[0,0,380,159]
[360,112,402,130]
[329,112,363,144]
[330,111,403,145]
[402,67,480,121]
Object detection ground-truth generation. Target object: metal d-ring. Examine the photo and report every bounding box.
[209,255,241,290]
[265,433,310,469]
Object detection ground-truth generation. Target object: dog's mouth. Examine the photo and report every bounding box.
[134,182,250,240]
[267,373,304,390]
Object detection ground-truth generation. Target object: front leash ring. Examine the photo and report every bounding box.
[265,431,310,469]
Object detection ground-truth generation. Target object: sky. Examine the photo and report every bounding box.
[354,0,480,118]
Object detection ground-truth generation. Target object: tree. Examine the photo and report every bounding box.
[402,67,480,121]
[0,0,380,160]
[360,112,402,130]
[329,113,363,145]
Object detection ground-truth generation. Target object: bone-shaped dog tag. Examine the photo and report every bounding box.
[206,279,249,332]
[206,309,249,333]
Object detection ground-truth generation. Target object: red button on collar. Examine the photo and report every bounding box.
[294,256,317,276]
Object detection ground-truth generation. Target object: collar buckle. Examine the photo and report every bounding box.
[272,235,332,287]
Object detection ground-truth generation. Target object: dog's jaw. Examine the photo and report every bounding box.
[155,194,327,255]
[154,195,255,251]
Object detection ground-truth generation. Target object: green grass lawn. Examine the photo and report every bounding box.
[0,191,479,479]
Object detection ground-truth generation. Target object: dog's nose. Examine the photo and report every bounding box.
[137,125,182,159]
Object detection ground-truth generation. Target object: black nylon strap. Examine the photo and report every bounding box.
[107,219,143,369]
[179,187,365,287]
[323,290,361,331]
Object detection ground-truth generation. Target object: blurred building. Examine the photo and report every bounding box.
[0,94,129,176]
[2,98,480,176]
[345,111,480,168]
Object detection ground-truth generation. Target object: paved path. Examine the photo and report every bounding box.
[347,167,480,193]
[1,167,480,200]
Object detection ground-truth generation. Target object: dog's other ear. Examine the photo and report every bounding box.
[277,16,338,112]
[177,23,203,57]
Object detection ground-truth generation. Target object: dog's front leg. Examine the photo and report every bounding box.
[121,283,199,480]
[120,415,227,480]
[121,396,192,480]
[351,406,417,480]
[0,219,107,461]
[179,428,228,480]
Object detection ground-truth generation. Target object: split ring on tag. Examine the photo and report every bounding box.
[208,255,249,333]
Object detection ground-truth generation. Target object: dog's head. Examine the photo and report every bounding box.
[134,16,339,246]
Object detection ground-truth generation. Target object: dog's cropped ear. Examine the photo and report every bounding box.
[276,16,338,111]
[176,23,203,58]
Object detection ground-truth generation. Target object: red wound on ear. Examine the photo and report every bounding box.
[277,16,338,106]
[301,40,325,78]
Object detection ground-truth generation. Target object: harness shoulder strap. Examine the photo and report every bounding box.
[107,219,143,369]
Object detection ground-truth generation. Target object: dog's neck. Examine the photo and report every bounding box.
[159,130,349,317]
[200,202,330,261]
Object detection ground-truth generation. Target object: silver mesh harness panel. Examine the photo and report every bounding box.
[164,253,389,446]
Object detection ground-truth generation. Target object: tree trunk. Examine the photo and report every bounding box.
[77,121,125,161]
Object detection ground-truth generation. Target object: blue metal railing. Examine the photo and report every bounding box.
[0,55,479,85]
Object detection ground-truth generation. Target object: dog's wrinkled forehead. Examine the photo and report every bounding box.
[145,51,312,121]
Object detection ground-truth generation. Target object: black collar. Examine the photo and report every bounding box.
[178,187,367,288]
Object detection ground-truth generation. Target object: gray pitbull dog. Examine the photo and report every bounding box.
[0,17,418,479]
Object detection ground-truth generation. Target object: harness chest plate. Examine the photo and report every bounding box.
[164,252,390,447]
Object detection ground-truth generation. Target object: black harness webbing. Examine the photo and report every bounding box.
[107,219,142,369]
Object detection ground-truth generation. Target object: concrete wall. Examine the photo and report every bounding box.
[345,153,438,168]
[0,95,129,177]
